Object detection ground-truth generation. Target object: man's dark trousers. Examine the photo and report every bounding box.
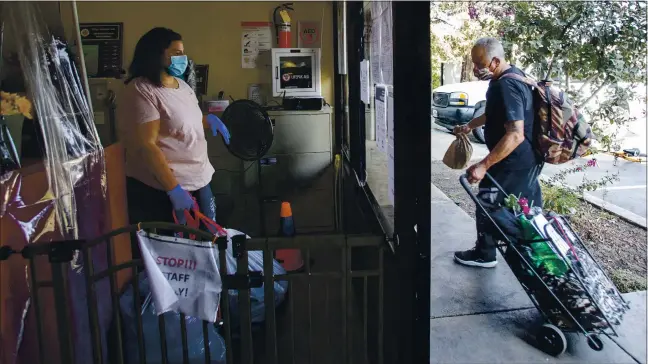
[475,164,544,260]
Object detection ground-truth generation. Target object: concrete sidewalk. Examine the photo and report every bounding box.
[430,182,647,363]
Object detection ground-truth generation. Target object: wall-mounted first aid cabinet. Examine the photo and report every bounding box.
[271,48,322,98]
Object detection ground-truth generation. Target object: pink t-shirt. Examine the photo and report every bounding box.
[117,77,214,191]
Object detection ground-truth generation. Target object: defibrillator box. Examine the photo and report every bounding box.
[271,48,322,98]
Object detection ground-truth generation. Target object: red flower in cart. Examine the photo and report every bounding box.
[517,197,530,215]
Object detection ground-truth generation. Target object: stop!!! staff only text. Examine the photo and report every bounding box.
[156,255,198,297]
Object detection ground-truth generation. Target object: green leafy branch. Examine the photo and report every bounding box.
[543,161,620,215]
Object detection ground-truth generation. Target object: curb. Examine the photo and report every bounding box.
[582,193,647,229]
[539,174,647,229]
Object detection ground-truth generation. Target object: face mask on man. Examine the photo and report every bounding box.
[167,55,188,77]
[474,59,494,80]
[475,68,493,80]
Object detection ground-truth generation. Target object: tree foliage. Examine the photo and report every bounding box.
[500,1,647,150]
[430,2,512,84]
[502,2,646,84]
[430,30,444,89]
[431,1,647,150]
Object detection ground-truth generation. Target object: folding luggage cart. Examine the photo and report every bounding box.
[460,173,629,357]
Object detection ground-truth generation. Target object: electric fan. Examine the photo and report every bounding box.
[220,100,273,161]
[219,99,275,235]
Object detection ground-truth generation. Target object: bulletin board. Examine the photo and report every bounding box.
[79,23,123,78]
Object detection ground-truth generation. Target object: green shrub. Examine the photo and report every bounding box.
[540,182,581,215]
[542,161,620,215]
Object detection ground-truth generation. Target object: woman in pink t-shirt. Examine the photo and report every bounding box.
[117,27,230,236]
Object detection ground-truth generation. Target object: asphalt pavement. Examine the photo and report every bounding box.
[431,125,647,219]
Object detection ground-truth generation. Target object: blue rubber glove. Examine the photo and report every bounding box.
[167,184,194,212]
[206,114,231,145]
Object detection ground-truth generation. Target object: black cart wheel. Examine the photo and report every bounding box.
[537,324,567,356]
[587,335,604,351]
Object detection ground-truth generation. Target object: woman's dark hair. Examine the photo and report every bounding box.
[125,27,182,86]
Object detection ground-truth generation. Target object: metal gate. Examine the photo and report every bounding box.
[0,222,385,364]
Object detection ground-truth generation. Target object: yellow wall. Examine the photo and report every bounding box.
[67,1,334,104]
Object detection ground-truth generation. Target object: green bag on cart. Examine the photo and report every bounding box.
[519,216,569,277]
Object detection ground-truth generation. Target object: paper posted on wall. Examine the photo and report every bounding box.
[375,85,388,153]
[378,4,393,85]
[360,60,370,104]
[387,88,394,147]
[387,144,395,205]
[370,1,393,85]
[387,88,395,205]
[241,22,273,69]
[370,11,382,84]
[137,230,225,322]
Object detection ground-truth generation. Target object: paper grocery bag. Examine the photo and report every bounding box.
[443,133,473,169]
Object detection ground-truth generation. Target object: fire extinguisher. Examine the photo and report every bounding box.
[273,3,294,48]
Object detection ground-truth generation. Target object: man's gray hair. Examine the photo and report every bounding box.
[473,37,506,61]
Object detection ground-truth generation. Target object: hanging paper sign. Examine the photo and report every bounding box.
[137,231,222,322]
[360,60,370,104]
[298,21,322,48]
[375,85,388,153]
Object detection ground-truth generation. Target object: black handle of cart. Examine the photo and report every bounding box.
[458,173,621,354]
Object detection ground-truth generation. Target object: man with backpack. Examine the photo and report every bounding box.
[452,37,544,268]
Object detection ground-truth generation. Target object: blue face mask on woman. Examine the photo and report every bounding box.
[167,55,188,77]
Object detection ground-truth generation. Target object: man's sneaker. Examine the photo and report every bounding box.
[454,248,497,268]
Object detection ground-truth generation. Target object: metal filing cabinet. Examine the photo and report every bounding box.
[243,107,333,190]
[248,107,334,234]
[206,107,334,235]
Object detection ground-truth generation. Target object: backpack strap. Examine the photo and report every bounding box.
[497,72,547,162]
[498,73,538,87]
